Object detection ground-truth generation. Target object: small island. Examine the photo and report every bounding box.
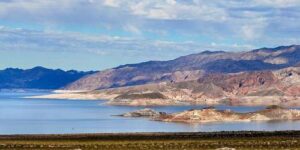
[119,106,300,123]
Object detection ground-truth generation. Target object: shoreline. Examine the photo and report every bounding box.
[1,130,300,138]
[26,90,300,107]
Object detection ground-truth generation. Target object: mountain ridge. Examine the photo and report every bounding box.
[0,66,95,89]
[64,45,300,91]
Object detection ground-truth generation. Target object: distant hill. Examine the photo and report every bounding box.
[0,66,95,89]
[65,45,300,90]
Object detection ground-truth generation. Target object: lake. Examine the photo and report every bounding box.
[1,90,300,134]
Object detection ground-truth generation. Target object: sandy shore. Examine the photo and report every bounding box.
[26,90,117,100]
[27,93,104,100]
[27,91,300,107]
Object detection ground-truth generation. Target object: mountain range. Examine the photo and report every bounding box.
[0,66,94,89]
[65,45,300,90]
[3,45,300,95]
[25,45,300,106]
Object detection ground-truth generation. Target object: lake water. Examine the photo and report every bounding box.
[1,90,300,134]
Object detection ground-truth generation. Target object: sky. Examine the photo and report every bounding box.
[0,0,300,71]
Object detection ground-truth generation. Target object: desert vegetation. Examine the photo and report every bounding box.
[1,131,300,149]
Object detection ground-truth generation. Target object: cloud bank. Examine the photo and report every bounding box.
[0,0,300,70]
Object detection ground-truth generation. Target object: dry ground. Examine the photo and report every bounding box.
[1,131,300,149]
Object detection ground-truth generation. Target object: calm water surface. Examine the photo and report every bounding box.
[1,90,300,134]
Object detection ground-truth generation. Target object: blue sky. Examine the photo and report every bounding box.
[0,0,300,71]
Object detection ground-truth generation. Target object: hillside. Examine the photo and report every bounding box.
[102,66,300,106]
[65,45,300,90]
[0,66,94,89]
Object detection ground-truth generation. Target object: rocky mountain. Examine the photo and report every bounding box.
[96,66,300,106]
[119,108,165,118]
[0,66,94,89]
[65,45,300,90]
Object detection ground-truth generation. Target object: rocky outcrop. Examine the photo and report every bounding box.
[157,107,300,123]
[107,99,189,106]
[119,106,300,123]
[119,108,166,117]
[115,92,167,100]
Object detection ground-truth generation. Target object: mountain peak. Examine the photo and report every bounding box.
[200,50,226,55]
[31,66,48,70]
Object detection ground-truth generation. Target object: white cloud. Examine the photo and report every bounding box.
[2,0,300,71]
[127,0,226,21]
[240,19,268,40]
[0,27,255,60]
[103,0,120,7]
[0,0,299,50]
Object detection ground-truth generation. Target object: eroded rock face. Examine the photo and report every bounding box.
[119,107,300,123]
